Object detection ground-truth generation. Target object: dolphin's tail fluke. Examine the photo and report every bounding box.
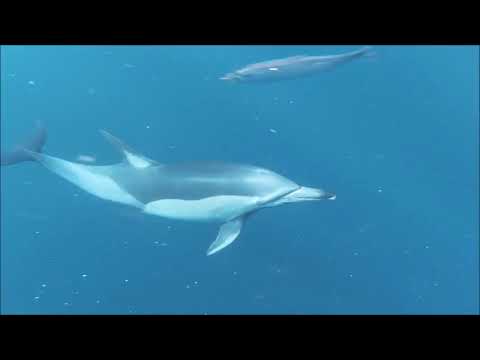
[1,122,47,166]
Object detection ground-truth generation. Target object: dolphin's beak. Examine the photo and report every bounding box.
[272,187,336,205]
[220,73,240,81]
[294,187,336,201]
[325,192,336,200]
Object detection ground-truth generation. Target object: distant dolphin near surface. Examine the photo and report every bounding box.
[220,46,375,83]
[1,125,336,256]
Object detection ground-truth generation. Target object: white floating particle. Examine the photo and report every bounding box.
[64,302,70,306]
[146,125,150,129]
[28,80,35,86]
[41,284,47,288]
[34,231,40,235]
[153,241,159,245]
[348,274,353,278]
[289,100,294,104]
[124,279,129,283]
[193,281,199,285]
[95,300,101,304]
[34,296,40,300]
[425,245,430,249]
[377,188,383,193]
[81,274,88,278]
[186,284,190,289]
[76,154,96,163]
[233,271,238,276]
[269,128,278,134]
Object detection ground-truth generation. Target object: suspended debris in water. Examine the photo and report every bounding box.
[76,154,96,163]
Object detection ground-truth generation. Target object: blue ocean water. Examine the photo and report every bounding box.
[0,45,478,314]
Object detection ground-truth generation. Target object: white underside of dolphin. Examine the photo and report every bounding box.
[17,129,336,256]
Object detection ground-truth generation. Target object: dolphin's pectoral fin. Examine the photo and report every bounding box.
[99,130,161,169]
[207,216,245,256]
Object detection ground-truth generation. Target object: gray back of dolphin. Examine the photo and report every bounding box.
[103,161,300,204]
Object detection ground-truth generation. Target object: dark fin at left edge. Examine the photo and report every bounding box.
[1,121,47,166]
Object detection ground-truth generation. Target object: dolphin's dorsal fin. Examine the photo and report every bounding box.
[99,130,160,169]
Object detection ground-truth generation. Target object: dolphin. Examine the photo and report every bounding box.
[1,125,336,256]
[220,46,375,83]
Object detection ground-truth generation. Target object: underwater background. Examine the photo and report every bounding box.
[1,45,478,314]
